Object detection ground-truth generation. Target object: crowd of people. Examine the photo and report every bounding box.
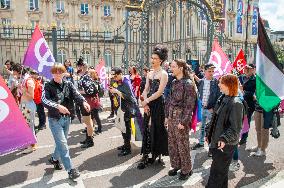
[2,44,282,187]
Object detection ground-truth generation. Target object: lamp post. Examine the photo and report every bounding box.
[244,0,251,61]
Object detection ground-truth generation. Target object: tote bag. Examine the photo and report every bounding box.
[115,97,126,133]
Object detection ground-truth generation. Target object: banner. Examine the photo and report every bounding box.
[0,76,36,155]
[23,25,55,80]
[236,0,243,33]
[95,58,108,89]
[208,39,232,79]
[252,4,258,35]
[233,49,247,74]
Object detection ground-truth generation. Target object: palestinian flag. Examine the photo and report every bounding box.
[256,15,284,112]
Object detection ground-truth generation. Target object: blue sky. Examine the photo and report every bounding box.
[259,0,284,31]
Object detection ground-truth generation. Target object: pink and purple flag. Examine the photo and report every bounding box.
[23,25,55,79]
[0,75,37,155]
[96,58,108,89]
[208,39,233,79]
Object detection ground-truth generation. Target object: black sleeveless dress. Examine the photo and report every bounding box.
[141,79,168,156]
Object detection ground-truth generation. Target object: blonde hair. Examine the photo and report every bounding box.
[51,64,67,74]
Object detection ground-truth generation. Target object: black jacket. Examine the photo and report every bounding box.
[206,95,244,148]
[198,78,221,109]
[42,79,85,119]
[239,75,256,109]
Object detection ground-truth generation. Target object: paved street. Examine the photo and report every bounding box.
[0,110,284,188]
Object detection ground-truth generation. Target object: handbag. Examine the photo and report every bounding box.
[85,94,101,110]
[115,97,126,133]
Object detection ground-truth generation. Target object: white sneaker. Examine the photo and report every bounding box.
[247,146,259,152]
[229,161,240,172]
[253,150,266,157]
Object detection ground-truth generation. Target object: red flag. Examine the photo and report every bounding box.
[233,49,247,74]
[95,58,108,89]
[208,39,233,79]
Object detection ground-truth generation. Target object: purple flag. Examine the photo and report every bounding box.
[23,25,55,79]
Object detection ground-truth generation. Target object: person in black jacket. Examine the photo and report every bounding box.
[109,67,137,156]
[205,74,244,188]
[42,64,90,180]
[238,64,256,145]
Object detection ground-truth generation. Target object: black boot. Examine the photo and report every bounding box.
[118,143,131,156]
[80,132,88,144]
[81,136,94,148]
[137,155,149,169]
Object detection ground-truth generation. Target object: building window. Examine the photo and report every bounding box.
[30,20,39,29]
[228,21,234,37]
[104,5,111,16]
[1,18,12,37]
[57,49,67,64]
[80,3,89,15]
[1,0,10,9]
[104,50,112,68]
[228,0,234,11]
[81,50,91,65]
[57,21,65,38]
[56,0,64,13]
[29,0,39,11]
[80,23,90,40]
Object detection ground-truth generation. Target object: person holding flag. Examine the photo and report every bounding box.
[42,64,90,180]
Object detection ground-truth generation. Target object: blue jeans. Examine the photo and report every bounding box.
[49,116,73,172]
[199,108,212,145]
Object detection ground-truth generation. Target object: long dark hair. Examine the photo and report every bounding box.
[173,59,197,91]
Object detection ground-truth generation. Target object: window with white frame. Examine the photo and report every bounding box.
[56,0,64,13]
[80,23,90,40]
[104,50,112,68]
[104,5,111,16]
[80,3,89,15]
[1,18,12,37]
[228,21,234,37]
[81,50,91,65]
[57,21,65,37]
[1,0,10,9]
[29,0,39,11]
[57,49,67,64]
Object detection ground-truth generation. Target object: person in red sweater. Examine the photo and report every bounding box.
[129,66,142,102]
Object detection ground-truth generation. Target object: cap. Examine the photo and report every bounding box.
[204,63,216,70]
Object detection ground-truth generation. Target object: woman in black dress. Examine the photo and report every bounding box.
[138,44,169,169]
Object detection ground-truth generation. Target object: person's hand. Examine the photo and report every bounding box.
[144,105,150,115]
[164,118,168,128]
[218,141,225,152]
[57,104,70,115]
[141,100,148,107]
[205,137,209,143]
[177,123,184,130]
[109,87,118,94]
[83,101,91,112]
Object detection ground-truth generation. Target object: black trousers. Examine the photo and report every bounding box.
[91,109,102,131]
[122,118,131,150]
[36,103,46,127]
[206,145,235,188]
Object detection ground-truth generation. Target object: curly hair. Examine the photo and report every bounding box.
[152,44,168,63]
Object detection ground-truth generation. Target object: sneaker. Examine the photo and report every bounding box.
[68,169,80,180]
[81,138,94,148]
[80,128,87,134]
[247,146,259,152]
[253,150,266,157]
[48,157,63,170]
[179,170,193,180]
[229,161,240,172]
[95,130,102,134]
[192,143,204,150]
[168,168,179,176]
